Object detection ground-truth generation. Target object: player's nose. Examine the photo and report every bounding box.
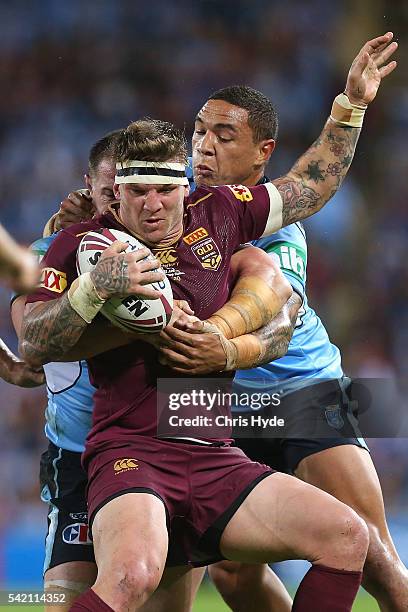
[143,191,163,211]
[197,131,216,156]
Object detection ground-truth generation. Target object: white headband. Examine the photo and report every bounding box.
[115,161,189,186]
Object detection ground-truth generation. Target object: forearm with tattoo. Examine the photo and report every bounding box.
[20,294,88,367]
[252,292,302,365]
[274,120,360,227]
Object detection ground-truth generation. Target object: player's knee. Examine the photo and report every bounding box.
[324,508,369,571]
[107,558,162,608]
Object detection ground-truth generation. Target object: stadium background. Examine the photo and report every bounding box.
[0,1,406,610]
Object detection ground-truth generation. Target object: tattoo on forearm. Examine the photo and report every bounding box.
[253,293,302,365]
[275,120,361,227]
[21,295,88,365]
[91,255,130,298]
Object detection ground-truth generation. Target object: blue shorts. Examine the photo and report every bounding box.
[233,378,369,473]
[40,442,95,574]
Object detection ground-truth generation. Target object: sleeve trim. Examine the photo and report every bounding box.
[261,183,283,236]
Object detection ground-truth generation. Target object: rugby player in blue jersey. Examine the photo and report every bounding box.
[159,40,408,612]
[10,131,125,611]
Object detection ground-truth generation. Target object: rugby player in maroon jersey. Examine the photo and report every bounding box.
[21,119,370,612]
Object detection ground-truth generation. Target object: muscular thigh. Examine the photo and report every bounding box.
[294,444,388,532]
[219,472,348,564]
[92,492,168,575]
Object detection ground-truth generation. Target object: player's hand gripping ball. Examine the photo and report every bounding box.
[77,228,173,333]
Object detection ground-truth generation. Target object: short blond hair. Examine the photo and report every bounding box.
[115,118,188,165]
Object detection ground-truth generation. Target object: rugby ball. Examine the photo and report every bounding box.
[76,228,173,333]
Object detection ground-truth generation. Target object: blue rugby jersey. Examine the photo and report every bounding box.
[186,160,343,398]
[30,236,94,452]
[234,222,343,399]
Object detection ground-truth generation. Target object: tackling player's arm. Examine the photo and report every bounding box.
[207,245,292,339]
[0,223,39,293]
[251,291,301,363]
[159,292,301,375]
[0,336,45,387]
[159,247,297,374]
[43,190,94,237]
[272,33,397,227]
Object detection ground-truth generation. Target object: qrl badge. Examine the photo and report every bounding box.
[191,237,222,271]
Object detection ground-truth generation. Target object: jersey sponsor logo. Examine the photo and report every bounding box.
[227,184,253,203]
[266,241,306,282]
[154,248,178,265]
[183,227,208,245]
[114,458,139,474]
[324,405,345,430]
[40,268,67,293]
[62,523,92,545]
[191,237,222,271]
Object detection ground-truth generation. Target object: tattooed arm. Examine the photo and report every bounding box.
[272,32,397,227]
[20,241,165,367]
[20,296,90,367]
[251,292,301,364]
[158,293,301,375]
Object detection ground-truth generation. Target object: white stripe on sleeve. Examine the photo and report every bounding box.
[261,183,283,236]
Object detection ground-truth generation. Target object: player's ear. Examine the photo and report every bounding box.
[258,139,275,164]
[184,184,190,197]
[84,173,92,190]
[113,183,121,199]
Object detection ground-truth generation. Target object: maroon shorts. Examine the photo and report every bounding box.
[85,436,274,566]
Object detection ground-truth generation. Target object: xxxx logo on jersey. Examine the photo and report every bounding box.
[114,458,139,474]
[227,184,253,203]
[40,268,67,293]
[183,227,208,246]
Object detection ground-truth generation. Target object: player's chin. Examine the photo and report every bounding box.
[142,228,167,245]
[194,174,218,188]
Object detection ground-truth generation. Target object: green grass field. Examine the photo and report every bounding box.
[0,583,380,611]
[192,583,380,611]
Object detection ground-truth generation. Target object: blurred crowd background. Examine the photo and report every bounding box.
[0,0,407,589]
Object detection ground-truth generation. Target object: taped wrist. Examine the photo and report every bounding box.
[220,334,264,371]
[207,277,282,339]
[330,93,367,128]
[68,273,106,324]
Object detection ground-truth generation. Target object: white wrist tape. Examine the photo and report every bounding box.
[68,272,106,324]
[330,93,367,128]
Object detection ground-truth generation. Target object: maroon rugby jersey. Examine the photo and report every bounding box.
[27,184,279,447]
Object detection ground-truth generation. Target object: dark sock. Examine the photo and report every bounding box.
[69,588,114,612]
[292,564,363,611]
